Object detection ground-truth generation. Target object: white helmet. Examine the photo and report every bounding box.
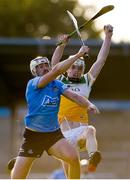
[68,56,85,69]
[73,58,85,71]
[30,56,50,76]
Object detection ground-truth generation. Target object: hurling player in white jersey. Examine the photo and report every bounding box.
[51,24,113,173]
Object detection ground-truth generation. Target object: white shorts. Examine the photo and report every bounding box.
[63,125,88,151]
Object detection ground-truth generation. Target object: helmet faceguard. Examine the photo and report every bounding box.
[73,58,85,70]
[30,56,50,76]
[67,58,85,82]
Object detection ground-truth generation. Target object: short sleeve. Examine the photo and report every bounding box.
[29,76,41,89]
[55,80,68,94]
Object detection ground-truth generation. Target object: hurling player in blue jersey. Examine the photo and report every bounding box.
[10,45,99,179]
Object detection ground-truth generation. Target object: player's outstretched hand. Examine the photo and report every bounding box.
[88,103,100,114]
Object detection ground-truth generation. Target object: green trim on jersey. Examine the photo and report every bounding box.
[59,75,86,84]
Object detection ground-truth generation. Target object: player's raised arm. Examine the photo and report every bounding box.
[51,34,69,67]
[88,24,113,81]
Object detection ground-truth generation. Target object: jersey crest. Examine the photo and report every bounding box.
[41,95,59,107]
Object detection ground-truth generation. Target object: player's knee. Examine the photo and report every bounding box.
[66,151,79,165]
[69,155,80,166]
[87,126,96,136]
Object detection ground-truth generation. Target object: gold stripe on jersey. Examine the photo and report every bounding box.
[58,96,89,124]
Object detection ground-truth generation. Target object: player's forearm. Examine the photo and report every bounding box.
[94,25,113,68]
[69,92,91,108]
[52,53,82,75]
[88,36,112,79]
[51,44,66,67]
[97,35,112,62]
[76,96,92,108]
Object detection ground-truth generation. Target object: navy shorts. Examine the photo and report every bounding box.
[18,128,64,158]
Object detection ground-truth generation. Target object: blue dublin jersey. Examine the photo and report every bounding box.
[24,77,68,132]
